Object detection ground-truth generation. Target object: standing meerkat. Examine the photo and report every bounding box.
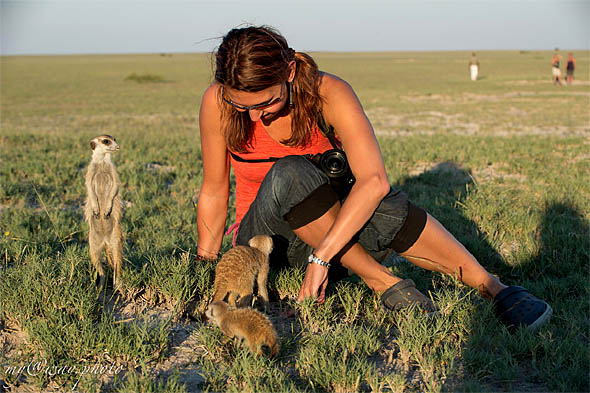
[84,135,122,292]
[212,235,273,309]
[205,300,279,357]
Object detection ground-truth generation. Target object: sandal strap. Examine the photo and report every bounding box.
[381,279,435,312]
[387,278,417,292]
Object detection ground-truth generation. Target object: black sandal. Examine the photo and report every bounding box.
[494,286,552,330]
[381,279,436,312]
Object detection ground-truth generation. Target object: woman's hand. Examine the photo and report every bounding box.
[297,263,329,303]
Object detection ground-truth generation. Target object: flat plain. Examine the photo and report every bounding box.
[1,50,589,392]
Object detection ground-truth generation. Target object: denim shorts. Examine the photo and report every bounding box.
[235,155,417,269]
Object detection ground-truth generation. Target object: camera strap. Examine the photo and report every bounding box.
[316,111,343,150]
[228,111,340,163]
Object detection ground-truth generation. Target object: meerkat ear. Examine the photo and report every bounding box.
[90,141,96,150]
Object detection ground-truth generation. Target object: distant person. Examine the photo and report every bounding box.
[551,52,563,85]
[566,53,576,85]
[469,52,479,81]
[196,25,552,331]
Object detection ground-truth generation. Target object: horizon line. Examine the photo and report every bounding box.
[2,48,589,57]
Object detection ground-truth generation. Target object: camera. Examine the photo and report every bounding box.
[309,149,356,198]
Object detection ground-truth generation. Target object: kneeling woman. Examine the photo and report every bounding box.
[196,25,551,330]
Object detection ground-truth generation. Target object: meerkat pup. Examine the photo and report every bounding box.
[84,135,122,293]
[206,300,279,357]
[212,235,273,310]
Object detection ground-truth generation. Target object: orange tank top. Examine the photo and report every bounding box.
[230,120,334,222]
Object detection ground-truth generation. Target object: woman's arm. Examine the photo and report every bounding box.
[196,83,231,259]
[312,73,391,264]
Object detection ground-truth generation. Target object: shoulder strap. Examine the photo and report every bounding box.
[317,112,341,149]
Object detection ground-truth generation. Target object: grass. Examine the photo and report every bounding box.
[1,50,589,392]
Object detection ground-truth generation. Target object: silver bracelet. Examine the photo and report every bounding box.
[308,253,331,269]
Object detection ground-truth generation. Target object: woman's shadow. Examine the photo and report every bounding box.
[393,162,508,277]
[392,161,589,391]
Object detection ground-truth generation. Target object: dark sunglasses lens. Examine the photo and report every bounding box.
[223,84,283,110]
[251,97,279,110]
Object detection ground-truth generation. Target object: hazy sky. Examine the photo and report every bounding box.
[2,0,588,55]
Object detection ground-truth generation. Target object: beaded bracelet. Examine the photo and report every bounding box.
[308,253,331,269]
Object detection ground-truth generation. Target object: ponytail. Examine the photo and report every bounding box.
[283,52,323,148]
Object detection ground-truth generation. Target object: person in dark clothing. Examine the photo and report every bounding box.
[566,53,576,85]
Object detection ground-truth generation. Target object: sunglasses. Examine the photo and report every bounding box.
[222,83,285,111]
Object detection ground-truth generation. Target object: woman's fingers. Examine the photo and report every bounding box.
[297,263,329,302]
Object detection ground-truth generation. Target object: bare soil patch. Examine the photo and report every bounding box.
[367,108,481,136]
[368,105,590,137]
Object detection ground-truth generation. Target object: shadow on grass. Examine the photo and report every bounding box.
[395,161,507,276]
[395,161,589,392]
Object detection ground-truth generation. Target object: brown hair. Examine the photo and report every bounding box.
[214,26,323,152]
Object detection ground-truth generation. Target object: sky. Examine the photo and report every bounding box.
[1,0,589,55]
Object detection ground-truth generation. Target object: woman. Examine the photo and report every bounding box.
[196,25,551,329]
[552,52,563,86]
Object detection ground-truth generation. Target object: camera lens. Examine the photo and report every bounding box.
[321,150,348,178]
[326,156,343,172]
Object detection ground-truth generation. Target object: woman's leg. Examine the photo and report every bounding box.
[400,213,506,299]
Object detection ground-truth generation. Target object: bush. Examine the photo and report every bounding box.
[124,72,164,83]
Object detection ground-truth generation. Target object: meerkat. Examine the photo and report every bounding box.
[212,235,273,310]
[205,300,279,357]
[84,135,122,293]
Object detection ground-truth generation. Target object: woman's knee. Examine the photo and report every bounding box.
[261,155,329,214]
[267,155,323,188]
[237,155,332,243]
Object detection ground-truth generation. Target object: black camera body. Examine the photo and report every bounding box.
[310,149,356,198]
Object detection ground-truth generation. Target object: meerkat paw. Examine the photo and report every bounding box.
[96,275,106,296]
[236,294,255,308]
